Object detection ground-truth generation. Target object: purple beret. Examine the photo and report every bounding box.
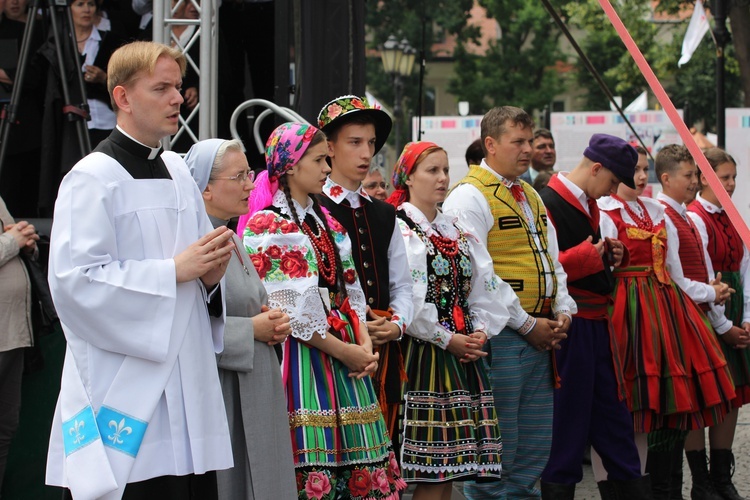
[583,134,637,189]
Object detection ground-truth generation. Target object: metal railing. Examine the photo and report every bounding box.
[230,99,308,153]
[152,0,218,149]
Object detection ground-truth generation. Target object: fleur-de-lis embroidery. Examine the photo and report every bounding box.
[69,419,85,445]
[108,418,132,445]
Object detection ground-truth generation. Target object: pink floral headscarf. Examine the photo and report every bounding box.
[237,122,320,236]
[385,141,440,208]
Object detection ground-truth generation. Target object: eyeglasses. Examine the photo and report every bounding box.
[214,169,255,183]
[363,181,389,190]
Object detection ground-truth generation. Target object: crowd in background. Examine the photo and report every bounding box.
[0,0,273,218]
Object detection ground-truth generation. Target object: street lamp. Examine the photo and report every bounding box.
[381,35,416,156]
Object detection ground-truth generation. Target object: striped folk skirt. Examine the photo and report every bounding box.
[718,271,750,407]
[284,309,406,500]
[610,267,734,432]
[400,335,502,483]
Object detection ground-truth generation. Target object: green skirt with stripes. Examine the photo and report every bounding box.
[718,271,750,407]
[400,335,502,483]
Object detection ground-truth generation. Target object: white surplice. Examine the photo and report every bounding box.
[46,151,232,499]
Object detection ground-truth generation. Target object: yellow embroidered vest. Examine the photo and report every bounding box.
[456,166,557,316]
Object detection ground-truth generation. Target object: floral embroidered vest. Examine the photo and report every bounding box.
[397,211,474,335]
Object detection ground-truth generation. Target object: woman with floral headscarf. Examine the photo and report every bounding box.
[386,142,509,498]
[242,122,406,500]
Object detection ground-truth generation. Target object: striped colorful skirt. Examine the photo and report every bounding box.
[399,335,502,483]
[610,267,734,432]
[718,271,750,407]
[284,309,406,500]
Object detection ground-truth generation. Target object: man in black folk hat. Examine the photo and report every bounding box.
[316,95,413,461]
[539,134,649,498]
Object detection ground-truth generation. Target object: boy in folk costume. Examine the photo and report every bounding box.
[47,42,234,499]
[316,95,414,457]
[538,134,647,498]
[655,144,743,500]
[443,106,576,499]
[687,148,750,500]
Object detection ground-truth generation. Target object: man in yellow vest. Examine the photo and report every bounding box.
[444,106,576,499]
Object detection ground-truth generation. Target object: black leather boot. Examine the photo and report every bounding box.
[670,444,685,500]
[647,450,674,500]
[597,480,620,500]
[540,481,576,500]
[621,475,655,499]
[597,476,655,500]
[709,449,746,500]
[685,449,722,500]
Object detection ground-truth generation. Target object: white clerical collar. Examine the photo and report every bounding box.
[116,125,162,160]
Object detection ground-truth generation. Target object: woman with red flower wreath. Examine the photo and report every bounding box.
[242,122,406,500]
[386,142,509,498]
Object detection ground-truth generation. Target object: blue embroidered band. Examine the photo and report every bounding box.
[96,406,148,458]
[63,406,100,456]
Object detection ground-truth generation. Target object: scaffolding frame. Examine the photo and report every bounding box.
[152,0,218,150]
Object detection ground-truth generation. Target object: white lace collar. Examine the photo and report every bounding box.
[272,190,319,224]
[400,202,459,240]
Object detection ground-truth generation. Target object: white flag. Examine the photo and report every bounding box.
[678,0,710,67]
[625,91,648,112]
[609,96,623,112]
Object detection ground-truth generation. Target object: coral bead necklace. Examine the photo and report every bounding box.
[612,194,654,231]
[428,231,459,257]
[302,219,337,285]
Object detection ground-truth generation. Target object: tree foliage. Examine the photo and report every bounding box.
[566,1,666,111]
[364,0,746,135]
[448,0,571,115]
[665,26,743,131]
[364,0,475,148]
[655,0,750,107]
[568,0,742,130]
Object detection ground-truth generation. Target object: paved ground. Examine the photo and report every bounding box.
[404,405,750,499]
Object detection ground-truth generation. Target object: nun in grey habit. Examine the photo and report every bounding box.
[186,139,297,500]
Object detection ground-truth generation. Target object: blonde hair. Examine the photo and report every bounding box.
[107,41,186,112]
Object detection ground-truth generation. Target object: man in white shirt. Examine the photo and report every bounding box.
[47,41,235,500]
[444,106,575,499]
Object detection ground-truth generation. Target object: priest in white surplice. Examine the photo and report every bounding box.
[46,42,235,500]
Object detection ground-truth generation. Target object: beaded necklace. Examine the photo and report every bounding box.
[399,210,472,334]
[302,218,337,286]
[428,231,459,257]
[612,194,654,231]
